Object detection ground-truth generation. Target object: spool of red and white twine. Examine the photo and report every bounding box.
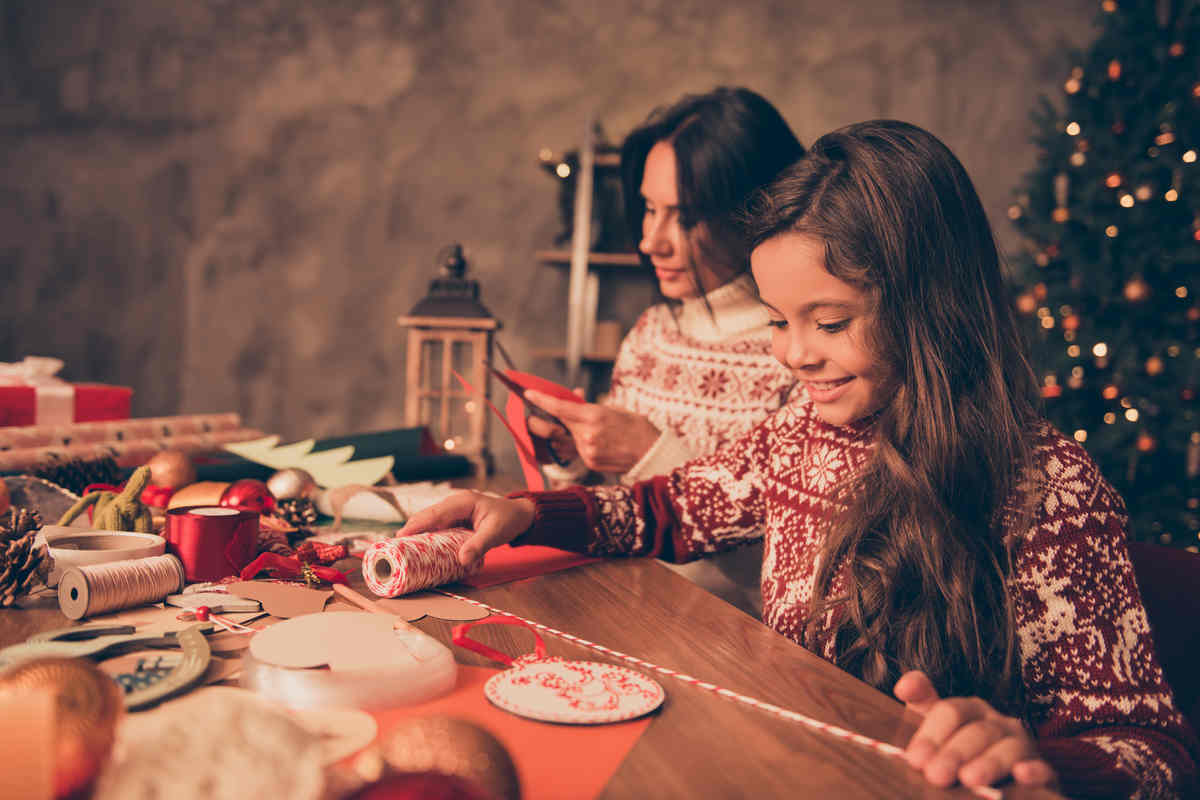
[434,588,1002,800]
[362,529,480,597]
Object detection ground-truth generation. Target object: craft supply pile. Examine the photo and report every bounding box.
[0,406,666,800]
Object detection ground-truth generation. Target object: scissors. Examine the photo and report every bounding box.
[486,341,579,466]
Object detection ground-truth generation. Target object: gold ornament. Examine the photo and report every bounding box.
[145,449,196,489]
[1123,277,1150,302]
[1145,356,1165,376]
[375,716,520,800]
[266,468,318,501]
[0,657,123,798]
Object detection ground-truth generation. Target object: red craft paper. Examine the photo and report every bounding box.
[505,390,544,491]
[0,384,132,427]
[368,665,654,800]
[463,544,599,588]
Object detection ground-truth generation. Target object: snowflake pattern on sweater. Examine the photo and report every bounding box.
[521,390,1198,799]
[605,275,796,484]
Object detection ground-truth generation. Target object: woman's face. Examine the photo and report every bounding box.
[639,140,735,299]
[751,232,889,427]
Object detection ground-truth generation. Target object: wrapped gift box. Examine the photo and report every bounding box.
[0,358,132,427]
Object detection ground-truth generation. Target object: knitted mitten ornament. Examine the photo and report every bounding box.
[57,466,154,533]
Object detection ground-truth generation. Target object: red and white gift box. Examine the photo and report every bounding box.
[0,357,132,428]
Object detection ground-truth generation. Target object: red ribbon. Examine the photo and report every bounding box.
[451,615,547,666]
[165,506,259,582]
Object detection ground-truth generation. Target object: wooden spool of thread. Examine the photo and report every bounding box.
[58,554,186,620]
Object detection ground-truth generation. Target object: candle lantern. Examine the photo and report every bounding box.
[398,244,499,474]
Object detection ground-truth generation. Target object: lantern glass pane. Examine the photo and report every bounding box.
[420,339,443,390]
[420,395,442,437]
[447,396,470,451]
[451,339,473,378]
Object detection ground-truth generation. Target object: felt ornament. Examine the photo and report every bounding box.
[224,435,394,489]
[227,580,333,618]
[57,466,154,533]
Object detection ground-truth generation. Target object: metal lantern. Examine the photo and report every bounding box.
[397,244,498,474]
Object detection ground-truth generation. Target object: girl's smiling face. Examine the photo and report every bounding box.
[751,232,889,427]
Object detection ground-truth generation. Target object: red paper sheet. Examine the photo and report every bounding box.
[369,665,654,800]
[463,544,599,588]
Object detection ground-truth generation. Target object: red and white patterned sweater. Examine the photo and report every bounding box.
[517,390,1199,799]
[545,274,795,486]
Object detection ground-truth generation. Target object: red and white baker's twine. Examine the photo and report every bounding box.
[435,588,1002,800]
[364,529,478,597]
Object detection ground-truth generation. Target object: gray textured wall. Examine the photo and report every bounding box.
[1,0,1098,474]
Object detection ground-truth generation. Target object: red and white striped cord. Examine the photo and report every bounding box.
[436,588,1002,800]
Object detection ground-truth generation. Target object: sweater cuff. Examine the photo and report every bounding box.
[1036,737,1137,799]
[621,429,697,486]
[506,488,593,553]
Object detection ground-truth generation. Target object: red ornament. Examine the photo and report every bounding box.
[219,479,276,513]
[1041,384,1063,399]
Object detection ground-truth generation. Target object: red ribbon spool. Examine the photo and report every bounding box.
[164,505,259,582]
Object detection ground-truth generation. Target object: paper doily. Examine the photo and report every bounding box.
[483,656,664,724]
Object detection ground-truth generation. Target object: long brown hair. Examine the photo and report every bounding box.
[747,121,1040,712]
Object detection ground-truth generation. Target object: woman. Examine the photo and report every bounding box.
[526,87,804,615]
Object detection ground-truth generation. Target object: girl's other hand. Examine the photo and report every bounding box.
[397,490,536,567]
[526,412,579,464]
[894,670,1056,790]
[524,389,660,473]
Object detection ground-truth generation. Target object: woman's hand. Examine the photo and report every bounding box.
[524,389,660,473]
[397,490,535,567]
[894,671,1056,790]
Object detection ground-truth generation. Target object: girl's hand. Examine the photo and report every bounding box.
[524,390,660,473]
[894,671,1056,790]
[526,389,583,464]
[397,490,535,567]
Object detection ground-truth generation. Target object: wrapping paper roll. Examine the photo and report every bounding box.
[362,529,479,597]
[164,506,259,582]
[0,413,245,450]
[0,428,267,472]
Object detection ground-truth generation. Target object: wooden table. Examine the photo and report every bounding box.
[0,480,1063,799]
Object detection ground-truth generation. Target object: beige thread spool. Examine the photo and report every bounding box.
[58,554,186,620]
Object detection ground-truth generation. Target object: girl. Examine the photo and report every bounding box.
[403,121,1197,797]
[527,87,803,615]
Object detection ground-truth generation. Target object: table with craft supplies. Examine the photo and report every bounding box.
[0,540,1063,800]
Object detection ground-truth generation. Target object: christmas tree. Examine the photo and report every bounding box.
[1010,0,1199,549]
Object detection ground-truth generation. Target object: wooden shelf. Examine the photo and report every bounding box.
[536,151,621,168]
[532,349,617,364]
[535,250,641,268]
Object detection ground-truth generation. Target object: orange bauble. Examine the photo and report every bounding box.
[1016,293,1037,314]
[1123,277,1150,303]
[1145,356,1165,376]
[1136,433,1157,452]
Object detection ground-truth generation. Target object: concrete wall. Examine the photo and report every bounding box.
[1,0,1098,473]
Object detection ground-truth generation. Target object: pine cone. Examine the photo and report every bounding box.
[275,497,318,527]
[0,507,48,607]
[33,456,122,496]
